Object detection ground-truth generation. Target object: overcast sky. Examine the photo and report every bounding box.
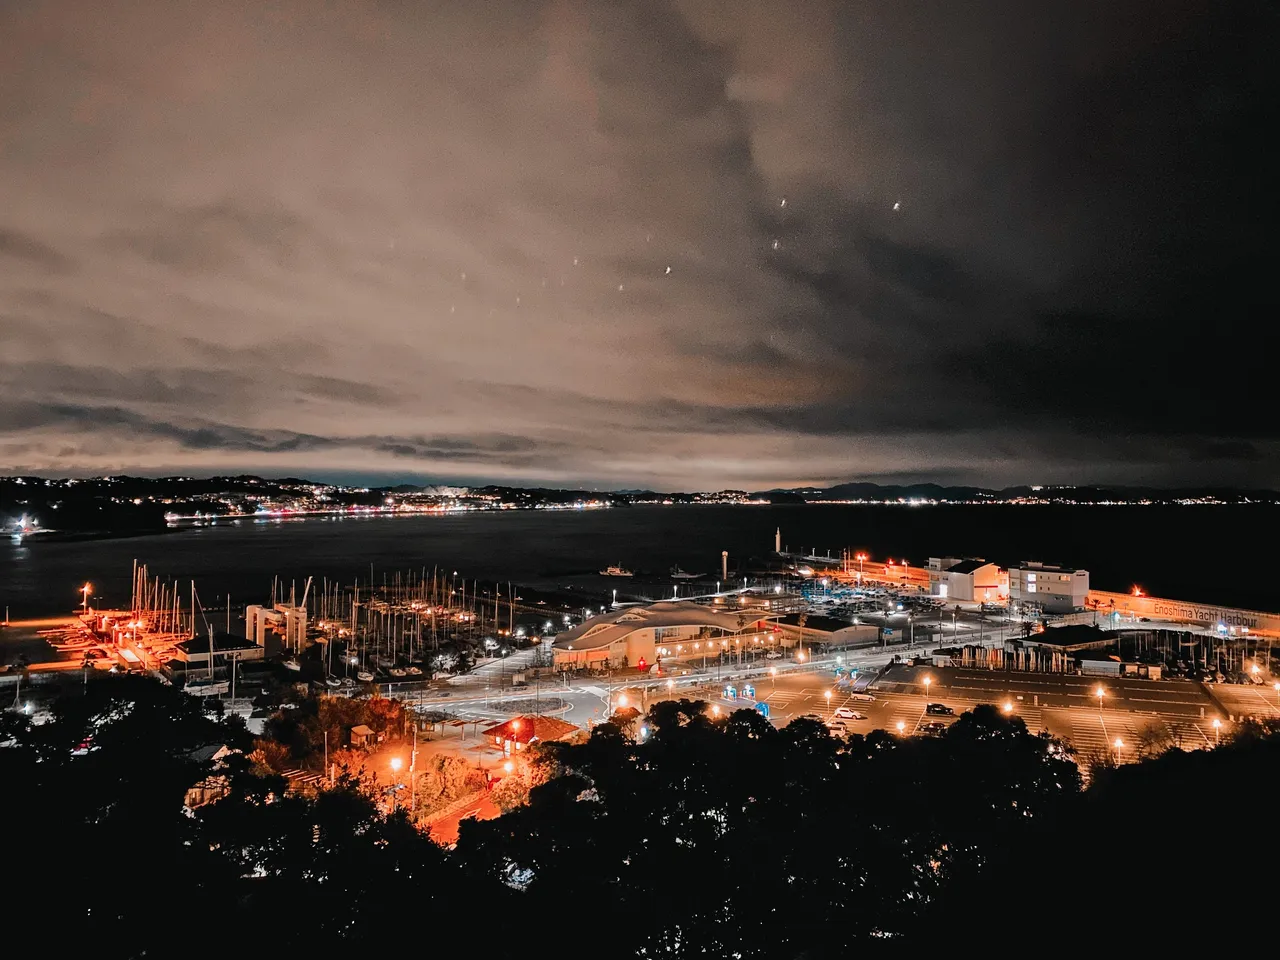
[2,0,1275,489]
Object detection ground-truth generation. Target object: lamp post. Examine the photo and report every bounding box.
[389,756,403,811]
[1212,718,1221,745]
[1096,685,1105,715]
[824,689,832,717]
[1113,738,1124,763]
[81,583,92,615]
[923,675,932,701]
[896,720,906,735]
[1273,681,1280,712]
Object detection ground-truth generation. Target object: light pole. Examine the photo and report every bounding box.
[1113,738,1124,764]
[1096,685,1105,715]
[923,675,932,701]
[896,720,906,736]
[1212,718,1221,745]
[389,756,403,811]
[1273,681,1280,713]
[81,583,92,615]
[409,726,418,811]
[824,689,832,717]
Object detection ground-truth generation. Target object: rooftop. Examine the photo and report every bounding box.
[776,613,860,633]
[1025,624,1117,651]
[553,601,751,652]
[486,715,578,745]
[175,632,261,656]
[1016,561,1083,574]
[946,558,995,575]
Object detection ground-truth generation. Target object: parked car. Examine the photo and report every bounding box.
[832,707,865,720]
[850,692,876,702]
[925,702,954,715]
[919,721,948,736]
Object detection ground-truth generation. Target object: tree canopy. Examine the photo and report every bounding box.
[3,676,1275,956]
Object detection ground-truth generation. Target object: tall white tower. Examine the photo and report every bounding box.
[722,550,729,581]
[775,527,781,553]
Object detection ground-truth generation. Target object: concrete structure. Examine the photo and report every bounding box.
[246,603,307,649]
[552,601,748,669]
[1088,589,1280,637]
[1010,562,1089,614]
[926,557,1006,603]
[773,614,879,650]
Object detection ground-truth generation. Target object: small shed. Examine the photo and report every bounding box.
[350,724,375,747]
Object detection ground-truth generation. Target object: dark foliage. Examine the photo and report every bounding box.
[4,677,1275,957]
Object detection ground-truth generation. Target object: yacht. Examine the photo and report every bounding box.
[670,565,702,579]
[599,564,634,577]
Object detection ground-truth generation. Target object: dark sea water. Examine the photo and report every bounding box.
[1,504,1275,618]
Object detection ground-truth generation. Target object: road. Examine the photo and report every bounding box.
[401,643,1278,765]
[695,664,1253,761]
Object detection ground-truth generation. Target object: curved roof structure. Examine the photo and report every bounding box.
[552,601,749,652]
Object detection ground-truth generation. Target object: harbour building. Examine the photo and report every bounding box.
[1010,562,1090,614]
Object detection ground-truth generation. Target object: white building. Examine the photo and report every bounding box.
[926,557,1006,603]
[552,601,750,669]
[1009,562,1089,614]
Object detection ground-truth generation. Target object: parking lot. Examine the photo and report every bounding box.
[659,661,1272,763]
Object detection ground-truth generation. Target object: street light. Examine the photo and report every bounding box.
[923,675,932,699]
[1273,681,1280,711]
[1213,718,1222,745]
[503,760,514,774]
[81,583,92,614]
[1095,686,1105,713]
[896,720,906,734]
[1002,701,1013,714]
[824,690,832,715]
[1113,738,1124,762]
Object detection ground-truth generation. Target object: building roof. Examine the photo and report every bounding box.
[946,558,994,575]
[775,613,859,634]
[552,601,749,652]
[485,715,578,745]
[176,632,260,656]
[1016,561,1081,574]
[1026,624,1116,651]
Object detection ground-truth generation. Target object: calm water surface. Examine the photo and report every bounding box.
[1,504,1274,617]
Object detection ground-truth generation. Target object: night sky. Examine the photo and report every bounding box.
[2,1,1275,490]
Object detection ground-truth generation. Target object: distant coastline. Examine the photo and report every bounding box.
[4,473,1278,542]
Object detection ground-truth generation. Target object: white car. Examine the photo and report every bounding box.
[831,707,865,720]
[765,651,783,660]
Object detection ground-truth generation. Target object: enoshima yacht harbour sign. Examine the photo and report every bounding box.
[1091,589,1275,634]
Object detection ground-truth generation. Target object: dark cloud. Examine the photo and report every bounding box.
[0,0,1276,488]
[0,228,73,272]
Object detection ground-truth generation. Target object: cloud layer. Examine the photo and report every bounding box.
[2,0,1276,488]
